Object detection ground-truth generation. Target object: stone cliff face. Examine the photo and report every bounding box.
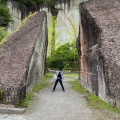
[0,12,48,91]
[78,0,120,108]
[6,0,29,33]
[7,0,88,44]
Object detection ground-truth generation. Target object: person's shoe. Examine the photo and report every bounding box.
[52,90,55,92]
[63,90,65,92]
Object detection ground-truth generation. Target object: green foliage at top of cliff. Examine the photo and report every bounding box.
[12,0,53,7]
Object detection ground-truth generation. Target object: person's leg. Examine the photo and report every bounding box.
[53,79,58,91]
[59,79,65,91]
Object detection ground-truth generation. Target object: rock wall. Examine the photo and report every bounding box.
[0,12,48,91]
[7,0,88,44]
[6,0,28,33]
[78,0,120,108]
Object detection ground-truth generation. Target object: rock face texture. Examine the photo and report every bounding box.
[78,0,120,107]
[6,0,28,33]
[0,12,48,91]
[7,0,88,44]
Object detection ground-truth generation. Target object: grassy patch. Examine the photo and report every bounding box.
[43,73,54,79]
[32,81,48,92]
[86,94,120,113]
[0,27,9,45]
[68,80,89,94]
[20,91,34,108]
[19,73,52,108]
[68,79,120,114]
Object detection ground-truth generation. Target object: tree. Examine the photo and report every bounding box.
[46,42,78,69]
[0,4,12,26]
[12,0,54,7]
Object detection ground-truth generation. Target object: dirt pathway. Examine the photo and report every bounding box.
[0,75,120,120]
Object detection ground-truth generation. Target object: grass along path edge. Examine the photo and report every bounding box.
[68,79,120,114]
[19,73,53,108]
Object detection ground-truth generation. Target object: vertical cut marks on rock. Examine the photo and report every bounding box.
[79,2,101,95]
[78,0,120,107]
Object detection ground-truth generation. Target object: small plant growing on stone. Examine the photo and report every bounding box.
[0,27,8,42]
[0,90,4,99]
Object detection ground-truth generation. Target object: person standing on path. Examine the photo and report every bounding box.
[52,69,65,92]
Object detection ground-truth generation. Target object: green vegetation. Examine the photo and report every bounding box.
[11,0,53,7]
[0,12,36,45]
[1,0,54,7]
[0,1,11,43]
[19,73,53,108]
[0,90,4,99]
[19,91,34,108]
[47,16,61,56]
[50,16,58,55]
[0,27,9,42]
[46,42,78,70]
[48,16,59,56]
[86,94,120,113]
[66,16,78,42]
[68,79,120,114]
[68,80,89,94]
[47,15,79,70]
[32,74,52,92]
[0,0,12,44]
[0,3,12,26]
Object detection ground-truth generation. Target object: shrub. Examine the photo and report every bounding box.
[46,42,79,69]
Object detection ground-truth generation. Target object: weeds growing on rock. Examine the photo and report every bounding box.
[0,90,4,99]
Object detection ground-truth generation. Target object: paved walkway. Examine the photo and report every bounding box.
[0,75,120,120]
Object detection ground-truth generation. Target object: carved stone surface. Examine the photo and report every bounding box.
[0,12,48,90]
[7,0,87,44]
[78,0,120,107]
[6,0,28,33]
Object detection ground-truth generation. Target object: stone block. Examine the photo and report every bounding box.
[0,12,48,103]
[78,0,120,107]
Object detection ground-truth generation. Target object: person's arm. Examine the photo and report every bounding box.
[48,68,57,73]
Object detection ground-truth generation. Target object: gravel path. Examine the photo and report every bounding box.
[0,75,120,120]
